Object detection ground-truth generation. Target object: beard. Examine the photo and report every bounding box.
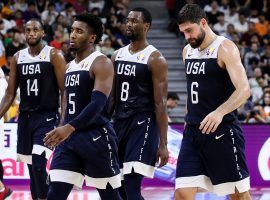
[188,28,206,48]
[27,37,42,47]
[126,34,137,41]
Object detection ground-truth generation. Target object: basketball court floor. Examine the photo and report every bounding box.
[4,186,270,200]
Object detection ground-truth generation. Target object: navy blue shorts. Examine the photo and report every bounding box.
[49,123,121,189]
[175,121,250,196]
[114,112,159,178]
[17,110,58,164]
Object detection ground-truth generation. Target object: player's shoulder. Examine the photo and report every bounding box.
[218,37,238,54]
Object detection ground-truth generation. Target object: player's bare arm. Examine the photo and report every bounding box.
[50,48,67,126]
[149,50,169,167]
[109,50,119,116]
[199,39,251,134]
[0,53,19,118]
[44,55,114,147]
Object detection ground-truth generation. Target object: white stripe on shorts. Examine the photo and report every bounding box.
[123,161,155,178]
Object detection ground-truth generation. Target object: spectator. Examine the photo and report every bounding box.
[213,12,228,36]
[13,0,28,12]
[260,44,270,75]
[61,41,74,63]
[260,91,270,122]
[205,1,222,26]
[234,13,249,34]
[49,30,64,50]
[225,5,239,25]
[249,67,264,103]
[99,37,115,58]
[244,43,261,76]
[255,12,269,36]
[167,92,180,123]
[60,3,76,27]
[23,2,39,22]
[41,2,58,26]
[5,31,25,57]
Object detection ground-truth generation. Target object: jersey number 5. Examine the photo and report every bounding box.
[191,82,198,104]
[68,93,76,114]
[120,82,129,101]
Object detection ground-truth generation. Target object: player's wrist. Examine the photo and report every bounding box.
[65,124,75,133]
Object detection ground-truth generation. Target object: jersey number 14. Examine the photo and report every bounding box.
[27,79,38,96]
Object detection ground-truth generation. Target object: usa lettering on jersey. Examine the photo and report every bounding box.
[186,61,205,74]
[22,64,41,75]
[117,63,136,76]
[65,74,80,87]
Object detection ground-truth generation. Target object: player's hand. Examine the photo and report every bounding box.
[199,110,224,134]
[156,144,169,168]
[43,124,75,148]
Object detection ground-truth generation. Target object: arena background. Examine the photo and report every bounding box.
[1,0,270,199]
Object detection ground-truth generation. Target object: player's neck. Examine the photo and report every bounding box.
[198,31,217,52]
[129,40,149,54]
[75,46,95,63]
[28,42,45,56]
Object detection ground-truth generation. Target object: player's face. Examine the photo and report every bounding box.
[179,21,206,48]
[70,21,96,52]
[125,11,149,41]
[25,21,44,47]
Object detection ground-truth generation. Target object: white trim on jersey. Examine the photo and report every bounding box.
[32,144,53,160]
[115,44,157,64]
[123,161,155,178]
[66,51,104,73]
[49,169,84,188]
[85,174,121,189]
[17,154,32,164]
[175,175,250,196]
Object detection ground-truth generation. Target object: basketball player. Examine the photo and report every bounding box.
[0,19,66,200]
[43,13,122,200]
[0,68,12,200]
[175,4,251,200]
[111,7,169,200]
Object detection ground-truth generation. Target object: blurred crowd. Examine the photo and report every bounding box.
[1,0,269,123]
[167,0,270,123]
[0,0,130,122]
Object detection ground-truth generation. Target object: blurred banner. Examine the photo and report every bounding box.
[2,123,270,187]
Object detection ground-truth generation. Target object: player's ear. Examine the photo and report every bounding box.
[144,23,150,32]
[201,18,207,27]
[89,34,97,43]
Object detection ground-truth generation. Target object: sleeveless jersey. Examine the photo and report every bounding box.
[114,45,157,119]
[185,36,238,124]
[17,45,59,112]
[64,51,109,127]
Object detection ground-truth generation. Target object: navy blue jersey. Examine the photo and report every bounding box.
[114,45,157,119]
[64,51,109,128]
[17,45,59,112]
[185,36,237,124]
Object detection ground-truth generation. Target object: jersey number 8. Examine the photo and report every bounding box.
[121,82,129,101]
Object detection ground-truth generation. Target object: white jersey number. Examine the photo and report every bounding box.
[191,82,199,104]
[120,82,129,101]
[27,79,38,96]
[68,93,76,114]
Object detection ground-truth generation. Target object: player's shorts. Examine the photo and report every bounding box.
[49,123,121,189]
[114,112,159,179]
[175,121,250,196]
[17,110,58,164]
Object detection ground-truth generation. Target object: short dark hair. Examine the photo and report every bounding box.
[177,4,207,25]
[74,12,103,44]
[26,18,44,30]
[167,92,180,100]
[130,7,152,27]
